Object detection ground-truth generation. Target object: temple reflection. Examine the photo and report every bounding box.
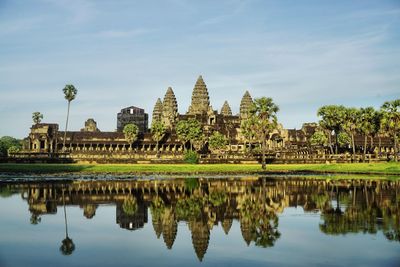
[0,178,399,261]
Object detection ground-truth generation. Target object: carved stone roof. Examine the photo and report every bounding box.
[220,101,232,116]
[188,75,210,115]
[152,98,163,124]
[162,87,178,128]
[240,90,253,119]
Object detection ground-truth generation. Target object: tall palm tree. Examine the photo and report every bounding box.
[62,84,78,151]
[249,97,279,170]
[359,107,376,162]
[60,186,75,255]
[342,107,360,162]
[317,105,346,154]
[381,99,400,162]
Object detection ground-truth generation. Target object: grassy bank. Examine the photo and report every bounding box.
[0,162,399,176]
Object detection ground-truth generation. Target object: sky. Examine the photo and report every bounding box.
[0,0,399,138]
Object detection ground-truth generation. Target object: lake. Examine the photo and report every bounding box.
[0,176,399,267]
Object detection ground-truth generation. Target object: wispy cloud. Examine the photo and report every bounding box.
[94,28,153,38]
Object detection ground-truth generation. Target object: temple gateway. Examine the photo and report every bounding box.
[16,76,393,164]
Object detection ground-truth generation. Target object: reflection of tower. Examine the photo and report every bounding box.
[240,218,253,246]
[161,208,177,249]
[81,204,98,219]
[116,201,148,231]
[151,209,163,239]
[189,220,210,262]
[222,218,233,235]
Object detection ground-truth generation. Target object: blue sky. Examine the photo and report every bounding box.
[0,0,399,138]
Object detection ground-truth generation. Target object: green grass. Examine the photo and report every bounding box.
[0,162,399,176]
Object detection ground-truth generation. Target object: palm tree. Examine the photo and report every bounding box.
[32,112,43,125]
[359,107,376,162]
[248,97,279,170]
[342,107,360,161]
[381,99,400,162]
[60,187,75,255]
[62,84,78,151]
[123,123,139,150]
[317,105,346,154]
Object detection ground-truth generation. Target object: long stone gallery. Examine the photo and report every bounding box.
[13,76,395,164]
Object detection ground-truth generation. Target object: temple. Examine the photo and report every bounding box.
[14,75,394,163]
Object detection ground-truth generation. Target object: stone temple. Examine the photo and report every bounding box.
[15,75,394,164]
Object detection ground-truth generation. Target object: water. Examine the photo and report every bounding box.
[0,177,399,267]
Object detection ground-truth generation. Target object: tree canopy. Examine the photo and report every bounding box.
[123,123,139,149]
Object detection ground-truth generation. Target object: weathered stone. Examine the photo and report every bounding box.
[162,87,178,129]
[240,90,253,119]
[220,101,232,116]
[81,118,99,132]
[117,106,148,133]
[152,98,163,123]
[188,75,210,115]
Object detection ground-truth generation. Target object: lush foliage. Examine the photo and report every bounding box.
[184,150,199,164]
[310,131,328,147]
[32,112,43,124]
[208,131,227,152]
[380,99,400,162]
[337,132,351,148]
[176,119,203,150]
[317,105,346,153]
[0,136,21,157]
[151,121,166,151]
[123,123,139,149]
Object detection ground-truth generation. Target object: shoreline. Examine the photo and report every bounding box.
[0,162,399,178]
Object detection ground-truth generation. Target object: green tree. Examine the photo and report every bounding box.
[208,131,227,153]
[123,123,139,150]
[240,116,257,151]
[342,107,360,161]
[0,136,21,157]
[176,119,203,151]
[381,99,400,162]
[317,105,346,154]
[151,121,166,154]
[7,145,20,156]
[310,130,328,147]
[62,84,78,151]
[32,112,43,124]
[359,107,377,162]
[248,97,279,170]
[337,132,351,148]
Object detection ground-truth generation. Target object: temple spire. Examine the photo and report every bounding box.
[220,101,232,116]
[187,75,210,115]
[162,87,178,129]
[152,98,163,124]
[240,90,253,119]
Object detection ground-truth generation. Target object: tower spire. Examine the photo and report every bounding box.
[187,75,210,115]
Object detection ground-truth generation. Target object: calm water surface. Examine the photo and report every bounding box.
[0,177,399,267]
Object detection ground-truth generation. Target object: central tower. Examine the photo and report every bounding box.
[187,75,210,115]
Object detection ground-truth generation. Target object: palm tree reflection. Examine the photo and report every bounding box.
[60,186,75,255]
